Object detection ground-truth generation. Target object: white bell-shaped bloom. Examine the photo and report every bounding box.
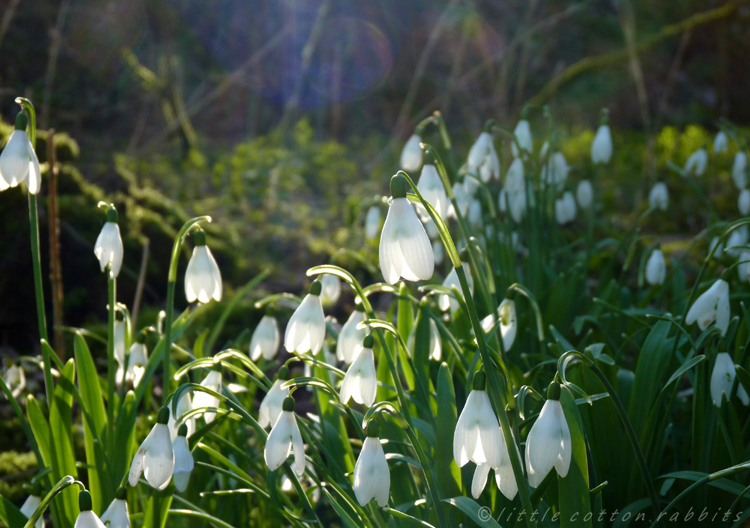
[185,232,222,303]
[739,252,750,282]
[645,249,666,286]
[463,172,480,198]
[499,189,526,224]
[541,152,568,190]
[684,148,707,176]
[525,385,572,487]
[259,374,290,429]
[576,180,593,209]
[649,182,668,211]
[264,397,306,475]
[739,189,750,216]
[168,391,195,440]
[319,274,341,305]
[400,134,423,173]
[448,181,472,219]
[337,305,368,364]
[193,368,222,423]
[379,175,434,285]
[285,283,326,354]
[100,489,129,528]
[407,317,442,361]
[591,124,613,164]
[126,340,148,387]
[365,205,381,240]
[733,152,748,190]
[129,408,175,490]
[453,372,502,468]
[725,227,748,258]
[172,426,195,492]
[714,131,728,154]
[468,132,500,182]
[432,240,444,265]
[539,140,549,160]
[4,364,26,398]
[340,336,377,407]
[416,163,449,222]
[555,192,576,225]
[94,209,124,279]
[468,199,483,227]
[74,493,106,528]
[685,278,730,335]
[353,422,390,507]
[113,317,127,386]
[710,352,750,407]
[505,158,525,193]
[20,494,44,528]
[250,314,280,361]
[471,433,517,501]
[439,263,473,313]
[480,298,517,352]
[0,114,41,194]
[511,119,532,158]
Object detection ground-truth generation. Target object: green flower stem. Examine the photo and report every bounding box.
[162,216,211,405]
[107,277,116,449]
[22,476,86,528]
[16,97,52,404]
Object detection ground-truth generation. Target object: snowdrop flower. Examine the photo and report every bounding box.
[20,487,44,528]
[407,317,442,361]
[511,118,532,158]
[649,182,669,211]
[319,274,341,305]
[684,148,707,176]
[468,199,483,227]
[416,157,449,221]
[250,311,281,361]
[337,303,368,364]
[285,280,326,354]
[499,189,526,224]
[686,277,730,335]
[125,334,147,387]
[591,123,612,164]
[185,231,222,303]
[259,366,291,428]
[576,180,593,209]
[94,207,124,279]
[453,372,502,468]
[468,131,500,182]
[733,152,748,190]
[353,421,390,507]
[4,363,25,398]
[439,262,473,313]
[471,437,517,501]
[168,391,194,440]
[505,158,525,194]
[710,352,749,407]
[172,424,194,492]
[539,140,549,160]
[645,248,666,286]
[725,227,748,258]
[432,240,444,265]
[365,205,381,240]
[0,112,41,194]
[555,192,577,225]
[129,407,174,490]
[341,334,377,407]
[400,134,423,172]
[74,491,105,528]
[525,382,571,487]
[714,131,728,154]
[264,396,306,475]
[379,174,434,284]
[480,298,517,352]
[193,364,222,423]
[739,189,750,216]
[100,488,129,528]
[739,251,750,283]
[448,181,472,219]
[542,152,569,189]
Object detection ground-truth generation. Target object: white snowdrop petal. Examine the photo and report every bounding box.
[27,143,41,194]
[512,120,532,157]
[716,282,730,336]
[100,499,129,528]
[285,294,326,353]
[476,392,502,468]
[143,424,174,490]
[526,401,559,487]
[337,310,367,364]
[259,380,289,428]
[739,190,750,216]
[495,449,519,501]
[320,274,341,304]
[468,132,491,170]
[291,416,306,476]
[400,134,423,172]
[395,199,434,282]
[193,370,222,423]
[686,279,724,326]
[379,202,405,284]
[591,125,613,164]
[554,402,572,477]
[172,436,194,492]
[168,392,194,440]
[577,180,593,209]
[74,511,106,528]
[472,463,491,499]
[0,131,31,187]
[250,316,280,361]
[453,391,480,467]
[365,206,381,240]
[265,412,293,471]
[645,250,666,286]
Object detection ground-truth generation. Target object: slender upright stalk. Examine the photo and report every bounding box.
[106,277,116,447]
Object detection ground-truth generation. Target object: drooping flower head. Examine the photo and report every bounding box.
[439,261,473,313]
[185,230,222,303]
[341,334,377,407]
[0,111,41,194]
[645,248,666,286]
[591,110,612,164]
[379,173,434,285]
[337,302,368,364]
[733,151,747,190]
[453,371,503,469]
[319,274,341,305]
[576,180,593,209]
[259,366,291,429]
[193,362,222,423]
[525,382,572,487]
[480,297,517,353]
[353,420,390,507]
[714,130,728,154]
[264,396,306,475]
[684,148,708,176]
[126,332,148,387]
[285,280,326,354]
[100,487,130,528]
[739,189,750,216]
[250,308,281,361]
[710,352,750,407]
[555,192,576,225]
[74,490,106,528]
[415,151,449,222]
[467,126,500,182]
[94,206,124,279]
[172,424,195,492]
[168,390,195,440]
[649,182,669,211]
[400,134,423,173]
[511,116,533,158]
[685,276,730,335]
[129,407,175,490]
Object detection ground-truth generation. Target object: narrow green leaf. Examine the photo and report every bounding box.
[559,387,593,528]
[443,497,501,528]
